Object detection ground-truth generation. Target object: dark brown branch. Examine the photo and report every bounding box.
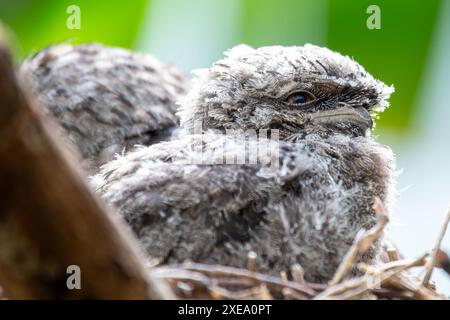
[0,32,171,299]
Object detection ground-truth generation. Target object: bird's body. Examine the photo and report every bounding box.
[94,132,394,282]
[19,43,189,172]
[92,44,397,282]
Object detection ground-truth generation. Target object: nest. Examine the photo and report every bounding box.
[149,199,450,300]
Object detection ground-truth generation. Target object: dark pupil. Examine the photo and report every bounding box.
[292,94,307,104]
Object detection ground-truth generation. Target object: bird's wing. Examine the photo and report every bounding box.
[19,43,190,172]
[91,135,310,265]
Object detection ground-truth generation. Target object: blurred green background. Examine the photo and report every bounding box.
[0,0,442,133]
[1,0,449,291]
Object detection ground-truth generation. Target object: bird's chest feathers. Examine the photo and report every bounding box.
[303,134,391,190]
[278,134,394,227]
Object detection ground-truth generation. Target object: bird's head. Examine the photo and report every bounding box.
[178,44,394,140]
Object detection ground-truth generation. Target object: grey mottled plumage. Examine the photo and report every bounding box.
[19,43,190,172]
[92,44,396,283]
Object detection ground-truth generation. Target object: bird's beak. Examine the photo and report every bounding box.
[309,105,373,130]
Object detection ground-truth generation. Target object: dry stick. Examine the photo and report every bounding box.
[423,203,450,285]
[361,254,443,300]
[329,197,389,285]
[314,277,369,300]
[0,31,172,299]
[384,240,401,262]
[366,254,427,272]
[291,264,305,284]
[318,254,430,300]
[387,273,441,300]
[151,263,317,297]
[246,251,258,272]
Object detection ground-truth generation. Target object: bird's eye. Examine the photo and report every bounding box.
[285,91,316,106]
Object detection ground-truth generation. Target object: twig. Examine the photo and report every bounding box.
[150,263,317,298]
[318,254,431,300]
[291,264,305,284]
[384,240,401,261]
[247,251,258,272]
[364,254,427,273]
[423,203,450,285]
